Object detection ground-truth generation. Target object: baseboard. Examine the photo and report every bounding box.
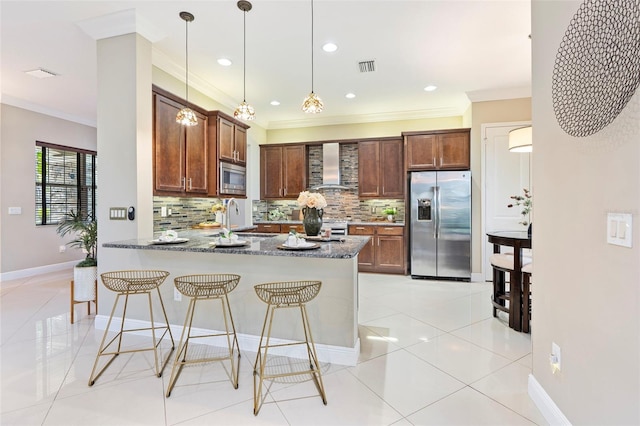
[0,260,77,281]
[528,374,571,425]
[94,314,360,366]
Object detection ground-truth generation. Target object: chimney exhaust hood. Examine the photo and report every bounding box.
[310,143,349,190]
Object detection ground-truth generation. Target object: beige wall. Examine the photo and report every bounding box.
[532,0,639,423]
[0,105,97,273]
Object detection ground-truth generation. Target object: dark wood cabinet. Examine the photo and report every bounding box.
[153,93,208,195]
[215,114,247,166]
[256,223,281,233]
[404,129,470,170]
[348,224,405,274]
[260,144,307,199]
[358,138,404,198]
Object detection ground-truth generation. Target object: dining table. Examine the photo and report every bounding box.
[486,230,532,331]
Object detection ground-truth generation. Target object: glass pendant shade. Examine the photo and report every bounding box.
[234,101,255,121]
[302,91,324,113]
[509,126,533,152]
[176,107,198,126]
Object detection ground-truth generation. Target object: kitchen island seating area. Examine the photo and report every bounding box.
[165,273,242,397]
[88,270,175,386]
[252,281,327,415]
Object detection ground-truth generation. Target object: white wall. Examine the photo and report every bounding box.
[531,0,640,423]
[0,105,97,274]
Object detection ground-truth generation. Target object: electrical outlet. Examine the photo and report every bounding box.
[173,288,182,302]
[59,245,66,253]
[550,342,561,374]
[161,206,167,217]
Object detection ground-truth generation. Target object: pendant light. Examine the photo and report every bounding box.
[302,0,324,113]
[176,11,198,126]
[234,1,256,121]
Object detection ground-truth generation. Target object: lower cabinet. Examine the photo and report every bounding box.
[348,225,405,274]
[255,223,304,234]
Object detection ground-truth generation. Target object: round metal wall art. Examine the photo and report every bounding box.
[552,0,640,137]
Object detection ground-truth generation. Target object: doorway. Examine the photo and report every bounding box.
[482,122,531,281]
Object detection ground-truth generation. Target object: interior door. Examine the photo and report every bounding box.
[483,123,531,281]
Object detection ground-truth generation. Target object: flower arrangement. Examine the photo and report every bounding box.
[508,188,532,226]
[211,201,226,213]
[382,207,397,216]
[297,191,327,209]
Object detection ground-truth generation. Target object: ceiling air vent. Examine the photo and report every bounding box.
[358,60,376,73]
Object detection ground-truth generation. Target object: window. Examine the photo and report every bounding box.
[35,141,97,225]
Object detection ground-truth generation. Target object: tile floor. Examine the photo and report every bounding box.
[0,270,547,425]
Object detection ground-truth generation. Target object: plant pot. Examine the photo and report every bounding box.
[73,266,97,302]
[387,215,395,222]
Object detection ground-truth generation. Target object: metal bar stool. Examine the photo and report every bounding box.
[252,280,327,415]
[88,270,175,386]
[165,274,241,397]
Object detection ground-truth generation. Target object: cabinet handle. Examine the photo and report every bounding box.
[433,157,436,166]
[356,227,365,230]
[283,187,287,196]
[181,177,186,190]
[440,156,443,165]
[188,178,192,190]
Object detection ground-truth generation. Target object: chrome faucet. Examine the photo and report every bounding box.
[225,198,239,228]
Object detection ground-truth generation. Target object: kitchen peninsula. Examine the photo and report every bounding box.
[100,230,369,366]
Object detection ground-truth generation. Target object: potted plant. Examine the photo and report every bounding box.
[382,207,397,222]
[508,188,533,236]
[57,210,98,302]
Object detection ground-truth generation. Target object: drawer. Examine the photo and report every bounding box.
[348,225,375,235]
[376,226,404,236]
[256,223,281,233]
[285,224,305,234]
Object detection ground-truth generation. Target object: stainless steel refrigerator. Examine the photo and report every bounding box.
[410,171,471,280]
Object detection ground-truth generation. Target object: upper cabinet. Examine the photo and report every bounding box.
[358,138,404,198]
[260,144,307,199]
[403,129,470,171]
[152,86,250,198]
[153,92,209,196]
[213,113,248,166]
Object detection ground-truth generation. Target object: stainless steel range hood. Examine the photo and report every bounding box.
[310,143,350,190]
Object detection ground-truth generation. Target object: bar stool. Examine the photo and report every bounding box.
[252,280,327,415]
[522,263,533,333]
[88,270,175,386]
[165,274,241,397]
[490,253,532,318]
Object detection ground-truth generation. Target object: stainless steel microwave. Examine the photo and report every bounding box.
[219,162,246,195]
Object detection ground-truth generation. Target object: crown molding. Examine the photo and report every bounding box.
[466,86,531,103]
[76,9,166,43]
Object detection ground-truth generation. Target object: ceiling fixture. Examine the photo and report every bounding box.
[322,42,338,53]
[302,0,324,113]
[176,11,197,126]
[234,1,256,121]
[25,68,58,79]
[424,85,438,92]
[217,58,232,67]
[270,100,281,106]
[509,126,533,152]
[345,93,356,99]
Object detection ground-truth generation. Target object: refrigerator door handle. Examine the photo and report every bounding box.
[434,186,439,238]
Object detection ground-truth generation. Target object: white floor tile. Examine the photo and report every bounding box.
[362,313,445,348]
[450,317,532,361]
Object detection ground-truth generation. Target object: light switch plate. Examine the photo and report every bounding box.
[109,207,127,220]
[607,213,632,247]
[8,207,22,215]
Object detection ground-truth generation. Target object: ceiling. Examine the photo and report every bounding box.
[0,1,532,129]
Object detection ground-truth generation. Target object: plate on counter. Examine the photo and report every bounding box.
[149,238,189,245]
[210,240,249,247]
[277,242,320,251]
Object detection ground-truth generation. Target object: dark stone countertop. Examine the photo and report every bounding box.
[102,229,370,259]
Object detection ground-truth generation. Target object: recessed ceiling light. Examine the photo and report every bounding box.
[345,93,356,99]
[322,42,338,53]
[424,85,437,92]
[25,68,58,79]
[270,100,280,106]
[217,58,232,66]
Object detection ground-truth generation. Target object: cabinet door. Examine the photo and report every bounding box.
[438,132,470,169]
[282,145,307,198]
[218,117,235,163]
[406,134,437,170]
[358,141,381,197]
[185,111,208,194]
[380,139,404,197]
[260,146,284,199]
[358,237,375,270]
[376,235,405,273]
[234,126,247,165]
[154,95,186,193]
